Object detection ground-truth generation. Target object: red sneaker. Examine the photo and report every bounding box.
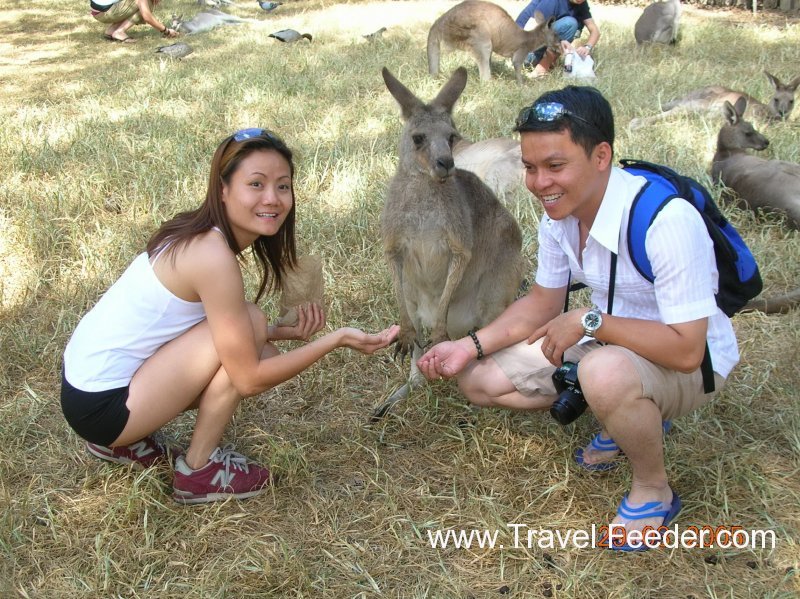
[172,445,274,505]
[86,434,178,468]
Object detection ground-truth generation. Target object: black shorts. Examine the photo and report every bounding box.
[60,370,130,446]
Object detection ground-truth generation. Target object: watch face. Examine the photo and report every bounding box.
[584,311,601,330]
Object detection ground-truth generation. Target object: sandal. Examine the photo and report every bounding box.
[575,433,621,471]
[604,490,682,552]
[575,421,672,472]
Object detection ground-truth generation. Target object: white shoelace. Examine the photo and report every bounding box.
[210,444,251,474]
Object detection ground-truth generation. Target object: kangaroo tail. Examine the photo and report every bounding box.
[742,287,800,314]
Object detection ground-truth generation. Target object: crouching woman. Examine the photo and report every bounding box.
[90,0,179,42]
[61,128,399,504]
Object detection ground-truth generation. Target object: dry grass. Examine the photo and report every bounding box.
[1,0,799,597]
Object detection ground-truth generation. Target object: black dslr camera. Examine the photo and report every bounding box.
[550,361,587,425]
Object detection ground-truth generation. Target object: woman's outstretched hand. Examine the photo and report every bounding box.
[338,324,400,354]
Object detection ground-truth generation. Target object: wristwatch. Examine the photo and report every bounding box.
[581,308,603,337]
[584,44,593,53]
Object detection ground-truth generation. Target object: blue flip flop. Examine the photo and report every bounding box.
[575,421,672,472]
[605,490,682,552]
[575,433,621,472]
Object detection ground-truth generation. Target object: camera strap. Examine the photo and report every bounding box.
[564,252,617,316]
[607,252,617,316]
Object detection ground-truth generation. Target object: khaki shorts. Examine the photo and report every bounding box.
[92,0,150,25]
[491,338,725,421]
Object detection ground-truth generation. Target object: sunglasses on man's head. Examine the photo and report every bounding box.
[515,102,594,130]
[232,128,282,143]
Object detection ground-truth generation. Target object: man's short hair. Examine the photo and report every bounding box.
[514,85,615,157]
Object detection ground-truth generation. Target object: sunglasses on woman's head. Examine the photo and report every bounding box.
[515,102,594,130]
[232,128,282,143]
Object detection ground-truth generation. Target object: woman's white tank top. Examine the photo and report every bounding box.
[64,247,208,392]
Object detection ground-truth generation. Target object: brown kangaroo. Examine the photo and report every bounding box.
[427,0,558,83]
[629,71,800,130]
[711,97,800,314]
[374,67,524,418]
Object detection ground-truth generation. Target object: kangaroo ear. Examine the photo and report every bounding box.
[382,67,424,120]
[733,95,747,118]
[532,10,545,24]
[722,101,738,125]
[764,71,780,90]
[432,67,467,114]
[787,75,800,92]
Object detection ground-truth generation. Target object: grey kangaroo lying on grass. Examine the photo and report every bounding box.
[427,0,558,83]
[629,71,800,129]
[171,9,257,35]
[374,67,524,419]
[711,97,800,314]
[711,96,799,230]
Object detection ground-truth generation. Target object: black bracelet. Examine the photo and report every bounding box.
[467,329,484,360]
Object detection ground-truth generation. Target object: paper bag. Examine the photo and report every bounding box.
[275,255,325,327]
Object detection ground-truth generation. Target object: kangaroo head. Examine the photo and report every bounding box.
[765,71,800,120]
[170,13,184,28]
[719,98,770,154]
[531,12,560,55]
[383,67,468,182]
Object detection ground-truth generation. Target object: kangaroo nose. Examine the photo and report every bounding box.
[436,157,454,171]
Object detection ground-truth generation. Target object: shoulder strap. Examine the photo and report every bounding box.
[621,160,684,282]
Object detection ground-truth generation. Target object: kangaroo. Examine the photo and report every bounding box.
[452,136,524,198]
[712,98,800,314]
[711,97,799,230]
[427,0,559,83]
[171,9,257,35]
[634,0,681,45]
[629,71,800,129]
[374,67,524,419]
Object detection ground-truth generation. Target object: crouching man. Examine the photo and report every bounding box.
[417,85,739,551]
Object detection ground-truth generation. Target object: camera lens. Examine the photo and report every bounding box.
[549,361,587,425]
[549,391,588,425]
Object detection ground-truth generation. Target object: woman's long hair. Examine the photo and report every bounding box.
[146,129,297,302]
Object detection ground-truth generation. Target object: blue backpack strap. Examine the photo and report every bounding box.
[622,163,681,282]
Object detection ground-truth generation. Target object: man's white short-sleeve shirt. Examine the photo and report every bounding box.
[535,166,739,378]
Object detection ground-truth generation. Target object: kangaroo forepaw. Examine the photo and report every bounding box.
[392,332,416,363]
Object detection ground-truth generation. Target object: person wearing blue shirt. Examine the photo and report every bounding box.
[516,0,600,77]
